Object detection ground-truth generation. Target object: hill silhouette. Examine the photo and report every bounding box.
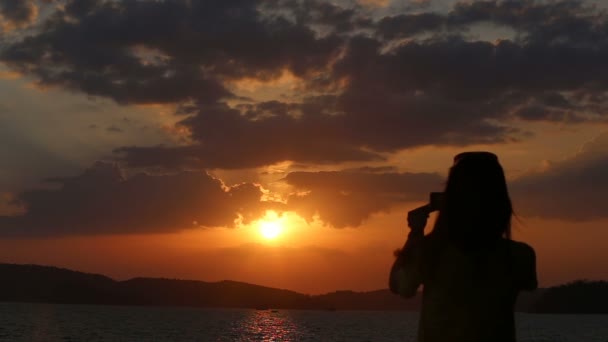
[0,263,606,313]
[530,280,608,314]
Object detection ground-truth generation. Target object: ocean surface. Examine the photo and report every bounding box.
[1,303,607,341]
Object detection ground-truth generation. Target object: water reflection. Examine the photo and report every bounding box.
[230,310,303,341]
[2,304,594,342]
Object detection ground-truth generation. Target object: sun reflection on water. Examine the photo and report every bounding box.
[232,310,302,341]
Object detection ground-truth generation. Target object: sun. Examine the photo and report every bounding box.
[260,220,281,239]
[258,211,284,240]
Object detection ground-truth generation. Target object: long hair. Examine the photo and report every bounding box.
[430,152,513,253]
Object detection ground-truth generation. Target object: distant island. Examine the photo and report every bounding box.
[1,263,606,314]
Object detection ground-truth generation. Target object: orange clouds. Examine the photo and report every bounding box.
[0,192,24,216]
[229,70,301,93]
[0,69,21,80]
[358,0,390,7]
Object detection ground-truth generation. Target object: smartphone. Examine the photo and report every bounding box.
[429,192,445,212]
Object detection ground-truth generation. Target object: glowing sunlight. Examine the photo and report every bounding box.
[258,211,284,240]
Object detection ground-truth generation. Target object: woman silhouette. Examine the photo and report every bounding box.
[389,152,537,342]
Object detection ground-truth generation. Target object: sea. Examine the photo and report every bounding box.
[1,303,607,342]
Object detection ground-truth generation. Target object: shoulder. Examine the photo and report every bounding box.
[507,240,538,290]
[506,240,536,261]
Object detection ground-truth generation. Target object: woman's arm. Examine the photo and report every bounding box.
[389,206,429,298]
[512,241,538,291]
[521,243,538,291]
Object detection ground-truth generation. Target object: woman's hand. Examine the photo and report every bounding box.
[393,205,430,260]
[407,205,430,233]
[390,205,429,296]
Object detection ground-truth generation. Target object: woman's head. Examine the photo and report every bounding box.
[432,152,512,248]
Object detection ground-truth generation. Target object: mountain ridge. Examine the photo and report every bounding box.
[1,263,606,313]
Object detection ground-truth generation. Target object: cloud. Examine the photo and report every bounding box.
[118,1,608,169]
[0,162,282,237]
[512,132,608,221]
[0,0,38,30]
[0,162,443,235]
[283,168,443,227]
[1,0,340,105]
[265,0,373,34]
[5,132,608,236]
[114,101,385,169]
[1,0,607,238]
[358,0,390,8]
[1,0,608,170]
[376,12,445,39]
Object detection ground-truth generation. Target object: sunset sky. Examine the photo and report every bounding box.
[1,0,607,294]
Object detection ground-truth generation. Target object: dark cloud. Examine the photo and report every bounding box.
[1,0,340,104]
[2,0,608,170]
[376,12,445,39]
[116,80,520,169]
[263,0,374,34]
[0,0,37,29]
[63,0,102,17]
[511,133,608,221]
[448,0,607,45]
[115,101,385,169]
[283,169,443,228]
[0,162,281,237]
